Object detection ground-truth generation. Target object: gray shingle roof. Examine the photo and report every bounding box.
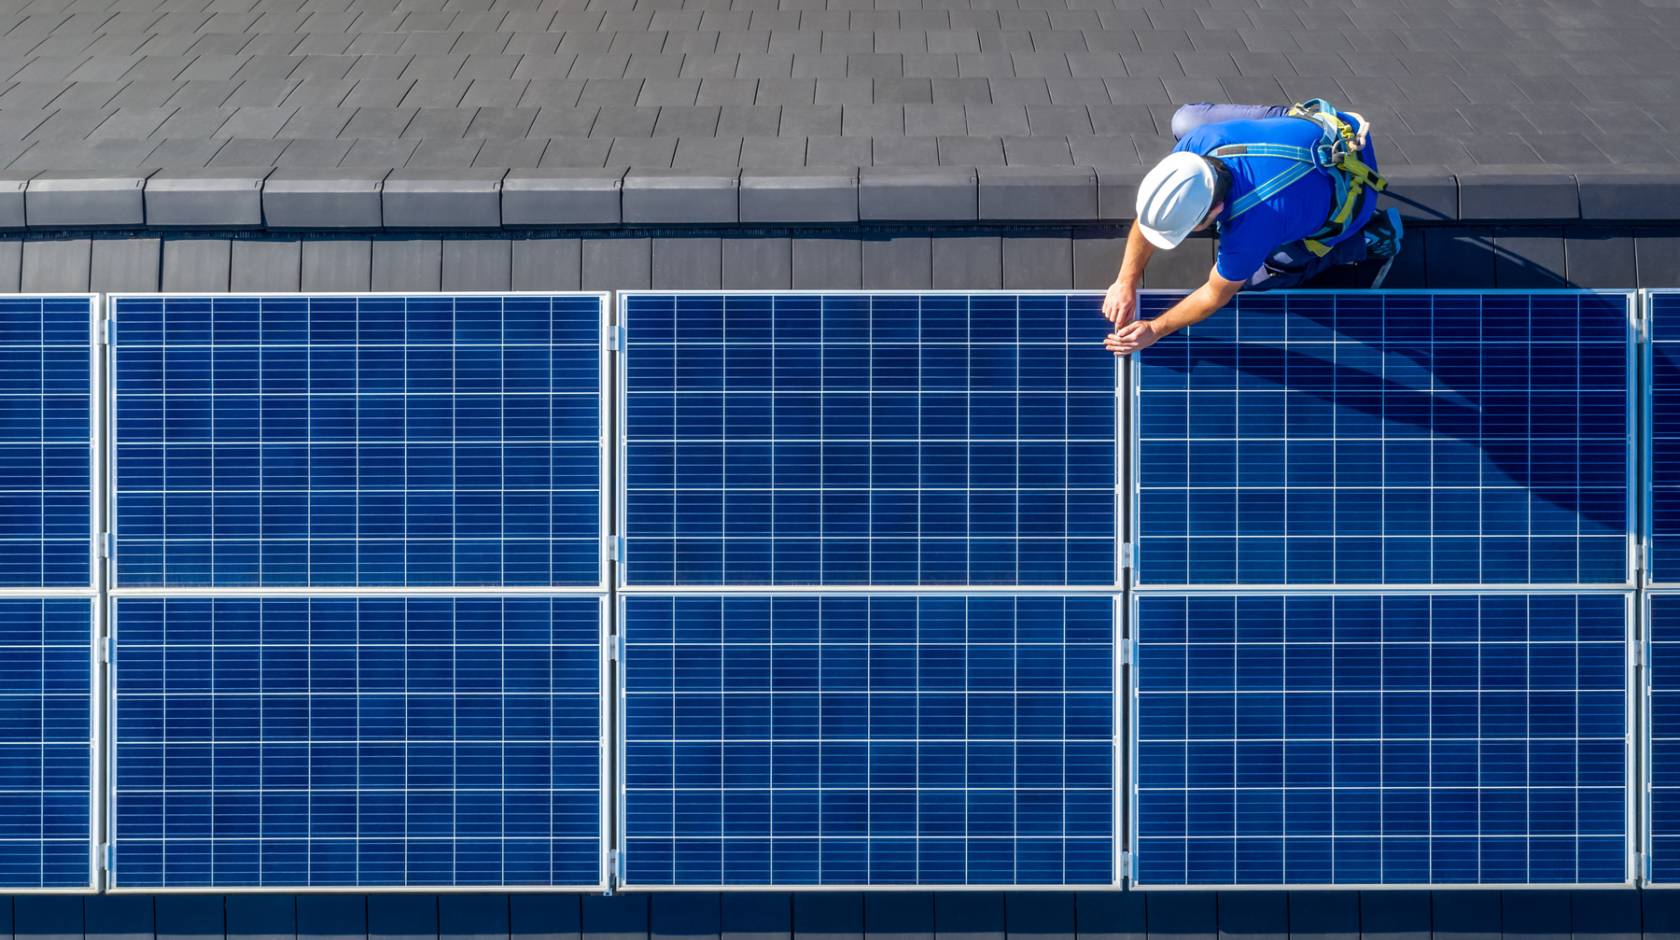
[0,0,1677,228]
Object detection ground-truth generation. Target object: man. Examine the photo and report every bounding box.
[1102,100,1404,356]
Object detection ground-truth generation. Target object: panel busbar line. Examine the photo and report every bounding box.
[619,593,1117,888]
[0,295,96,589]
[618,292,1119,588]
[1132,291,1634,588]
[109,595,607,890]
[1131,592,1632,888]
[0,598,95,890]
[1649,292,1680,584]
[109,293,609,590]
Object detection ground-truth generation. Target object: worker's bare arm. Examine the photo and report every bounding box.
[1101,221,1157,326]
[1105,265,1242,356]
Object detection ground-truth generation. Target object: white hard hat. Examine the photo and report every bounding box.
[1135,151,1218,250]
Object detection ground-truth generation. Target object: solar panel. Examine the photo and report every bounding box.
[1134,291,1633,587]
[1646,592,1680,883]
[619,292,1118,587]
[0,597,93,890]
[110,293,607,588]
[110,595,605,889]
[1649,292,1680,584]
[1132,592,1630,887]
[0,296,93,588]
[620,593,1116,887]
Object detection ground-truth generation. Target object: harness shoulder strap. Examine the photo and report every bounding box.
[1210,99,1389,255]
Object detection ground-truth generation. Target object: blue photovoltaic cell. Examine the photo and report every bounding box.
[0,598,92,889]
[1135,292,1632,586]
[1647,593,1680,882]
[621,293,1118,587]
[1650,293,1680,583]
[1133,593,1629,887]
[621,594,1116,887]
[0,296,91,588]
[112,294,604,588]
[112,596,604,888]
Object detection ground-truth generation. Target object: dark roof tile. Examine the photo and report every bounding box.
[0,0,1665,227]
[716,104,779,136]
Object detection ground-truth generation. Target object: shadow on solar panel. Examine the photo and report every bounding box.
[1647,292,1680,584]
[1134,291,1634,587]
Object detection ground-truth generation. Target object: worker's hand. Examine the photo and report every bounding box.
[1101,279,1137,326]
[1105,319,1160,356]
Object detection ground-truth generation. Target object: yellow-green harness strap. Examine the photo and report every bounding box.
[1305,150,1385,256]
[1294,98,1387,254]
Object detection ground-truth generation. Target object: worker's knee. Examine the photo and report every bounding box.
[1169,103,1217,140]
[1246,237,1370,291]
[1170,102,1292,140]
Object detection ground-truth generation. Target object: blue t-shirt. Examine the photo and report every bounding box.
[1172,113,1380,282]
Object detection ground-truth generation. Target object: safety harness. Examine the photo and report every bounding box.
[1207,98,1388,257]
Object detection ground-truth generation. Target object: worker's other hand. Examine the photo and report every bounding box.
[1101,280,1136,326]
[1105,319,1160,356]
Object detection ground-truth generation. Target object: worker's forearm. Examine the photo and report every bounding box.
[1151,280,1235,336]
[1115,221,1155,286]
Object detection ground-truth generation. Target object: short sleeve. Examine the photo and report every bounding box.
[1214,224,1272,284]
[1172,127,1209,156]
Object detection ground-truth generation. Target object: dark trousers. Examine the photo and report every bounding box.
[1170,102,1370,291]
